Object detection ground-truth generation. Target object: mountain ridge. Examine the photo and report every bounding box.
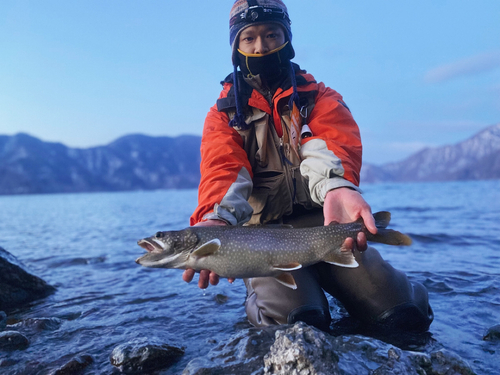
[0,133,201,195]
[1,123,499,195]
[361,123,500,183]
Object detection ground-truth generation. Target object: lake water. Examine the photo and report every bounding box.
[0,180,499,374]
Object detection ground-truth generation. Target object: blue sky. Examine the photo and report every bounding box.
[1,0,499,164]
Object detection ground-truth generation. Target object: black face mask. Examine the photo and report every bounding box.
[237,41,294,83]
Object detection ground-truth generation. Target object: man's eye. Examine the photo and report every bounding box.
[243,37,254,42]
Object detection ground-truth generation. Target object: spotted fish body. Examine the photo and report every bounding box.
[136,211,411,289]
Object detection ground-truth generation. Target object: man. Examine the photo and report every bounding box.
[184,0,433,332]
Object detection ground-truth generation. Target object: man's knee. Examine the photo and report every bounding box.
[246,295,331,331]
[287,305,331,331]
[244,272,331,330]
[375,302,434,333]
[317,248,434,332]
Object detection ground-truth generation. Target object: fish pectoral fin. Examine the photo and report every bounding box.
[272,262,302,272]
[274,273,297,289]
[323,251,359,268]
[191,239,221,258]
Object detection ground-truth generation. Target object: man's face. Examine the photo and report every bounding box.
[238,24,286,55]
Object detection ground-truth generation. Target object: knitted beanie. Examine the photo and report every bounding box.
[229,0,294,65]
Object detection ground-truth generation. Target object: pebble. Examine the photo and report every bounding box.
[483,324,500,341]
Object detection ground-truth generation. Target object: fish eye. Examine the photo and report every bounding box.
[155,232,164,238]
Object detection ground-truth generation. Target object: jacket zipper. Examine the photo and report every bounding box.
[270,90,297,208]
[278,125,297,206]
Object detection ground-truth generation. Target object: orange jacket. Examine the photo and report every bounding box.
[190,70,362,226]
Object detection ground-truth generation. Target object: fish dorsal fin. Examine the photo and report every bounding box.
[272,262,302,272]
[191,239,221,258]
[274,273,297,289]
[327,221,341,226]
[323,251,359,268]
[244,224,294,229]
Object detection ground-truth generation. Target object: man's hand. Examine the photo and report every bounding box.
[323,188,377,252]
[182,219,235,289]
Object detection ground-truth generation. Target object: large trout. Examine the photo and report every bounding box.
[136,211,411,289]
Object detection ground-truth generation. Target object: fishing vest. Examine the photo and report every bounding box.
[217,71,321,225]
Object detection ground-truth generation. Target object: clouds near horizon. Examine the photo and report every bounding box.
[425,50,500,83]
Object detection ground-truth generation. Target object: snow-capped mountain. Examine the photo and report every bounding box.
[361,123,500,183]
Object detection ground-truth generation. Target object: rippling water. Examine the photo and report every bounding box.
[0,180,499,374]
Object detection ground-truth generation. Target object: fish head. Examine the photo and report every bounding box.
[136,229,199,268]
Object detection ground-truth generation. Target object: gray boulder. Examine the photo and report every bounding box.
[0,247,55,311]
[183,322,475,375]
[264,324,340,374]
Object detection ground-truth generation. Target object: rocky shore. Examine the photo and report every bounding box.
[1,246,494,374]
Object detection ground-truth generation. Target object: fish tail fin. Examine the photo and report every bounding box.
[367,229,412,246]
[365,211,412,246]
[365,213,411,246]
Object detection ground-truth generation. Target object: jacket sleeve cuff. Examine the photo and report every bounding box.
[314,177,363,205]
[202,205,237,226]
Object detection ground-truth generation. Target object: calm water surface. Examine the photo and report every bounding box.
[0,180,499,374]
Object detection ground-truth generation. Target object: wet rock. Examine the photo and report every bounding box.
[0,330,29,351]
[0,247,56,311]
[428,350,475,375]
[332,335,474,375]
[264,322,340,374]
[0,311,6,331]
[9,317,63,332]
[184,325,280,375]
[50,354,94,375]
[183,322,475,375]
[369,347,474,375]
[214,293,229,304]
[110,337,184,374]
[483,324,500,341]
[0,358,20,367]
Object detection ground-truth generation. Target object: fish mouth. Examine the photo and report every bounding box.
[137,238,164,253]
[136,238,166,266]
